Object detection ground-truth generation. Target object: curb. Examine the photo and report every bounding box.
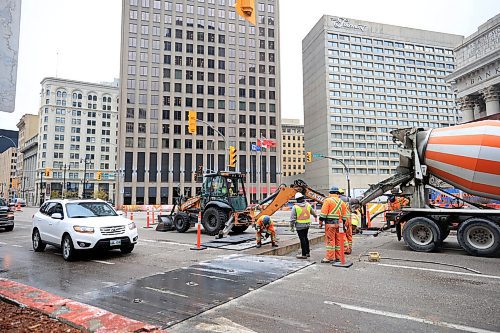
[248,233,325,256]
[0,278,167,333]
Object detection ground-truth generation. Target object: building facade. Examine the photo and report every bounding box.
[448,14,500,122]
[16,114,39,204]
[37,78,119,203]
[118,0,281,205]
[281,118,304,177]
[303,16,463,194]
[0,147,17,200]
[20,134,38,206]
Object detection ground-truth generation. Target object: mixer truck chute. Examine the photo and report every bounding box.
[351,120,500,257]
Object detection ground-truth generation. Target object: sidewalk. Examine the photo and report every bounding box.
[0,279,167,333]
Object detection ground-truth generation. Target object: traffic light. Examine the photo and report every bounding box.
[235,0,256,25]
[188,110,196,134]
[229,146,237,168]
[45,167,52,177]
[96,171,102,181]
[192,172,197,182]
[306,152,312,163]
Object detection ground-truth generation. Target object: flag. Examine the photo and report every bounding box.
[251,143,261,151]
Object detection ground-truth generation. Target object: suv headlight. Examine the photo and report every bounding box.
[73,226,94,233]
[128,222,136,230]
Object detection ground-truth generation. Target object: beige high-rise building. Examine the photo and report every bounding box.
[303,16,463,195]
[16,114,39,204]
[0,147,17,200]
[281,118,304,178]
[37,78,119,203]
[118,0,281,205]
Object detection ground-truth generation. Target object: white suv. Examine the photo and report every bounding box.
[32,199,138,261]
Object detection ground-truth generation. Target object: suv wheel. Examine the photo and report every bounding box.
[32,229,46,252]
[120,244,135,254]
[5,225,14,232]
[62,234,76,261]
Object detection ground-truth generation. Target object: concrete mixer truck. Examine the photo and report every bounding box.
[350,120,500,256]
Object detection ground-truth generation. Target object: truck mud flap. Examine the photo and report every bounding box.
[155,215,175,231]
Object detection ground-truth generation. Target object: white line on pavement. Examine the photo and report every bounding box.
[11,245,22,248]
[90,260,115,265]
[0,242,6,245]
[144,286,189,298]
[377,263,500,280]
[140,239,193,247]
[324,301,497,333]
[190,272,237,282]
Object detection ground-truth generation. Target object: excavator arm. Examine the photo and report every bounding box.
[252,180,327,221]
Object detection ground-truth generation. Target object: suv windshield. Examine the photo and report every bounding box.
[66,202,117,218]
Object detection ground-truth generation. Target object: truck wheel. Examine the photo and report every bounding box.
[202,207,226,236]
[402,217,441,252]
[231,225,249,234]
[174,213,190,233]
[457,218,500,257]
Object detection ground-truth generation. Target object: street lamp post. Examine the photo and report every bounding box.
[81,158,91,199]
[324,156,351,198]
[198,120,228,171]
[0,135,17,148]
[61,164,70,199]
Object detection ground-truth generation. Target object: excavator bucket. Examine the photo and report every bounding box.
[156,215,175,231]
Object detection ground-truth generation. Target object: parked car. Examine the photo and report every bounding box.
[0,198,14,231]
[32,199,138,261]
[9,198,26,207]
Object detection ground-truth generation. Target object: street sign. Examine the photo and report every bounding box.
[312,153,325,158]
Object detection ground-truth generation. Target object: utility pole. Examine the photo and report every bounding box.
[62,164,70,199]
[324,156,351,198]
[39,171,44,206]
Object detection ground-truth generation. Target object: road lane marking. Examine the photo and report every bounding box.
[11,244,22,247]
[140,239,193,247]
[0,242,6,245]
[190,272,237,282]
[324,301,497,333]
[144,286,189,298]
[377,263,500,280]
[196,317,257,333]
[90,260,115,265]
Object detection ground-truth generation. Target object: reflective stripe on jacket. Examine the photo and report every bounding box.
[320,195,346,221]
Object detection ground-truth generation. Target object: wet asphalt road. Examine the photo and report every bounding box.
[1,207,499,332]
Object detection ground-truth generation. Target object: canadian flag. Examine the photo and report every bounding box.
[257,138,276,148]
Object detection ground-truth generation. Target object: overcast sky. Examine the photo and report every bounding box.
[2,0,500,130]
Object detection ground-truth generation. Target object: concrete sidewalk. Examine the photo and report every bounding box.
[0,279,167,333]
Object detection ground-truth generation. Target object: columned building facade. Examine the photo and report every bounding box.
[37,78,119,203]
[118,0,281,205]
[448,14,500,122]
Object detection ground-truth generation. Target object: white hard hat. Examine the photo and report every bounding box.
[294,192,304,200]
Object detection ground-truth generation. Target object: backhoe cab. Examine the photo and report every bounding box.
[157,171,252,236]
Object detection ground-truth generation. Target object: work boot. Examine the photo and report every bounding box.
[344,249,352,255]
[321,258,332,263]
[256,243,262,248]
[296,255,307,259]
[306,253,311,258]
[271,243,279,248]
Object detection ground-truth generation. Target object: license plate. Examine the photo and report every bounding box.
[110,239,121,246]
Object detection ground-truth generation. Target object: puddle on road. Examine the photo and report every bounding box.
[77,254,312,328]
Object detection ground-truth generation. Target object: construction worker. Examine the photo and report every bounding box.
[290,192,318,259]
[319,186,347,263]
[255,215,278,248]
[338,188,352,255]
[387,188,410,211]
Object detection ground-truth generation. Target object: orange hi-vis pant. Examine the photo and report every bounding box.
[256,223,276,244]
[344,218,352,254]
[325,223,342,261]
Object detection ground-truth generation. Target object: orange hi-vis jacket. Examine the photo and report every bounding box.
[387,196,410,211]
[320,194,347,223]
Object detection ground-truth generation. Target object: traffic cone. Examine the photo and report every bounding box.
[144,209,152,228]
[367,209,372,229]
[191,212,206,251]
[130,212,134,221]
[16,201,22,212]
